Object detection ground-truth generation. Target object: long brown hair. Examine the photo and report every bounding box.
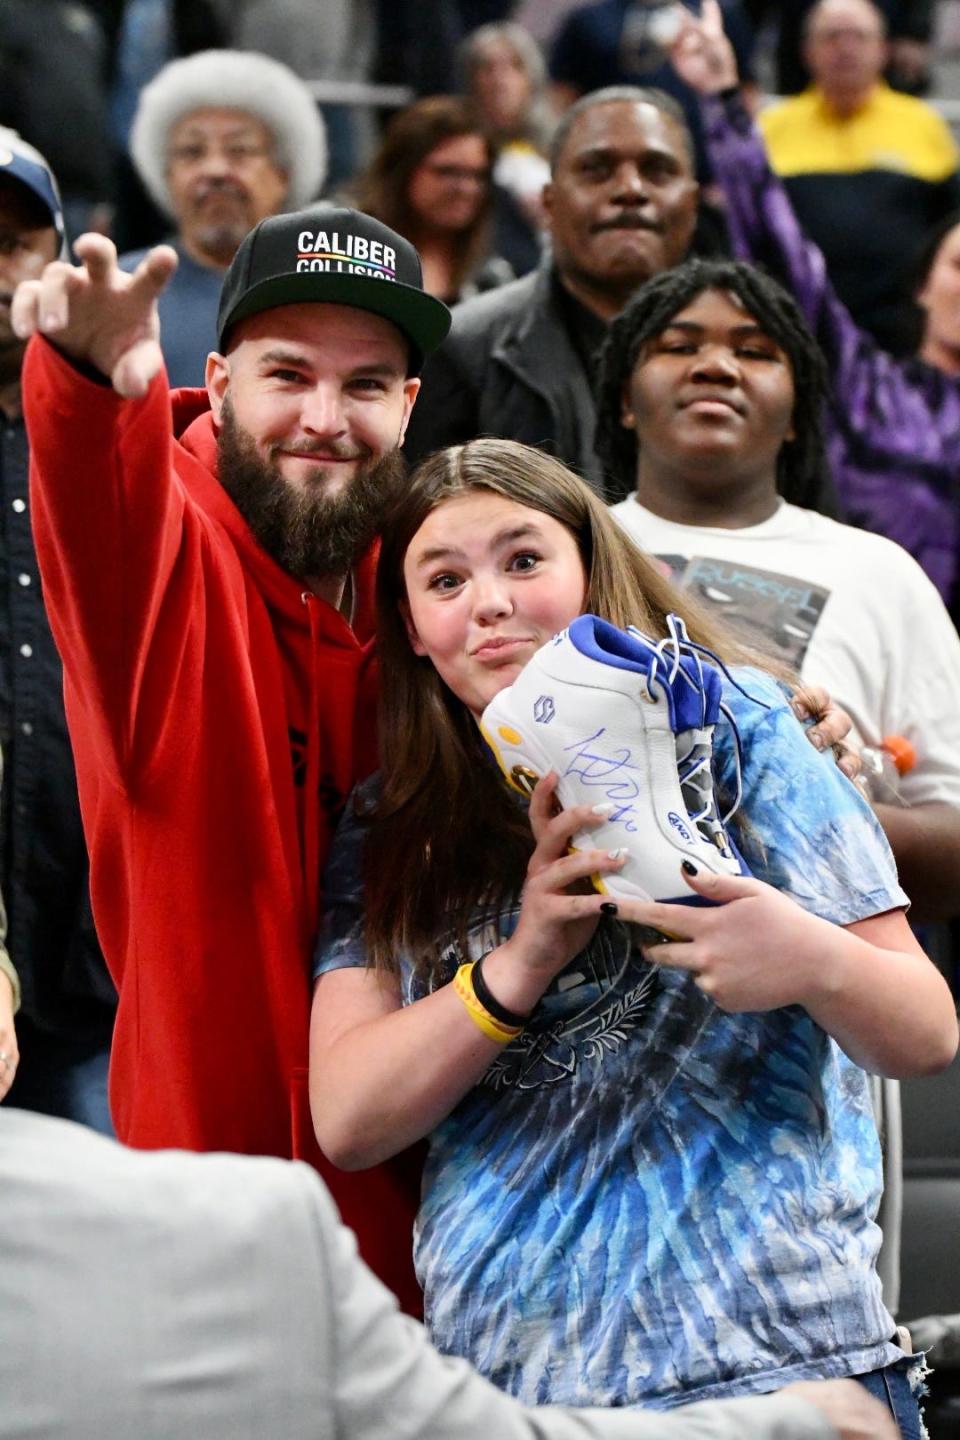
[355,95,494,299]
[365,438,762,976]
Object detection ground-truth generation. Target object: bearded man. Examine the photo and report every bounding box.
[13,206,450,1313]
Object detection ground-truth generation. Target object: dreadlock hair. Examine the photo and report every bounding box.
[594,258,830,507]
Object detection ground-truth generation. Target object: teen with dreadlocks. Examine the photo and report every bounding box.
[600,257,960,924]
[306,433,955,1429]
[597,258,829,511]
[597,261,960,1363]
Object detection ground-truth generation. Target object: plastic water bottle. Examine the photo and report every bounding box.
[860,735,917,805]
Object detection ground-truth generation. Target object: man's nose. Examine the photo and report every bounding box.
[198,147,232,178]
[611,163,650,203]
[300,384,348,437]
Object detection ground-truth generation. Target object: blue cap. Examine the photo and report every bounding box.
[0,129,65,241]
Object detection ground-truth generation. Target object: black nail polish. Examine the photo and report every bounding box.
[600,901,619,915]
[681,860,698,875]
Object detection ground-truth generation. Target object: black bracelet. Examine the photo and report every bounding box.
[472,952,532,1027]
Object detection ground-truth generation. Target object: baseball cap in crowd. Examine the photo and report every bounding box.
[0,127,66,250]
[217,205,451,373]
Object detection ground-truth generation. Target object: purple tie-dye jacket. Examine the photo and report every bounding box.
[703,91,960,603]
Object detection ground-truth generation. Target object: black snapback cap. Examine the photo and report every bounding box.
[217,205,451,372]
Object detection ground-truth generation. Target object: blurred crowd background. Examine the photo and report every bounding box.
[4,2,960,313]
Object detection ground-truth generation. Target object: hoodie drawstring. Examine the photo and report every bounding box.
[301,591,323,944]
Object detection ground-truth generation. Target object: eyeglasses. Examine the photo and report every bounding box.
[168,141,272,168]
[422,163,491,186]
[811,25,882,43]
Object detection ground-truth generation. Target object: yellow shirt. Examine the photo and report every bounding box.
[759,82,959,183]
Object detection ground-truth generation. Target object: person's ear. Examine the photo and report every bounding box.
[542,179,555,232]
[399,598,427,656]
[397,377,421,446]
[620,379,636,430]
[680,179,700,254]
[205,352,230,423]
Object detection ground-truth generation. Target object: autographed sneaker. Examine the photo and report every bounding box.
[480,613,754,904]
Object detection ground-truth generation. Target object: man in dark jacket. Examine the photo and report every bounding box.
[404,85,699,493]
[0,131,116,1131]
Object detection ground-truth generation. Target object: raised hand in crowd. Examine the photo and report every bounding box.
[670,0,740,94]
[11,234,178,399]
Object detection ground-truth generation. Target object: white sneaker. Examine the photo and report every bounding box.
[480,613,753,904]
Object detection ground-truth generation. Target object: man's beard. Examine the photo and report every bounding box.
[216,398,407,582]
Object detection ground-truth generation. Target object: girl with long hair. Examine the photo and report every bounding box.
[308,438,955,1426]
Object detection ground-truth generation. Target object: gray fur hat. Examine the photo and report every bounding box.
[129,49,327,219]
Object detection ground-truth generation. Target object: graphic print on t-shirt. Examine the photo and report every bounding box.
[656,553,831,669]
[428,913,662,1093]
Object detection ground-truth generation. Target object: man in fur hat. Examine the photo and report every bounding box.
[120,49,328,386]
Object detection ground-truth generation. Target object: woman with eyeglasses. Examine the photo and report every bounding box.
[355,95,523,305]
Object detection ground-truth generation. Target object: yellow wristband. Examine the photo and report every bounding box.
[453,963,523,1044]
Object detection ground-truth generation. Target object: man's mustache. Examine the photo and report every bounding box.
[273,442,367,461]
[193,181,250,203]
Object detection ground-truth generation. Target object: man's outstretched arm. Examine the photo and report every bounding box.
[15,237,198,783]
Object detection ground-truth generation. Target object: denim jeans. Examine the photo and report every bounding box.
[3,1016,113,1137]
[856,1352,928,1440]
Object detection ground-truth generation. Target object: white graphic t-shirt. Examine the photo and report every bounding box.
[610,495,960,809]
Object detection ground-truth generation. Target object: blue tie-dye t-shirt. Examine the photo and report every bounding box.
[313,669,907,1410]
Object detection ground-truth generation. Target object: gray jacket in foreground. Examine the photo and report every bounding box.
[0,1109,839,1440]
[404,262,605,493]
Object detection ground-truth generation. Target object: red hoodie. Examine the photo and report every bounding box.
[24,339,422,1311]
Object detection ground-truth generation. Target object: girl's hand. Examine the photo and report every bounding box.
[496,772,627,984]
[669,0,739,95]
[0,971,19,1101]
[620,866,834,1013]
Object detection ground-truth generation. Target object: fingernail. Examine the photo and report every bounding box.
[600,901,619,915]
[41,313,59,332]
[682,860,698,875]
[591,803,615,816]
[840,758,858,780]
[791,699,810,720]
[608,847,629,861]
[809,732,825,751]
